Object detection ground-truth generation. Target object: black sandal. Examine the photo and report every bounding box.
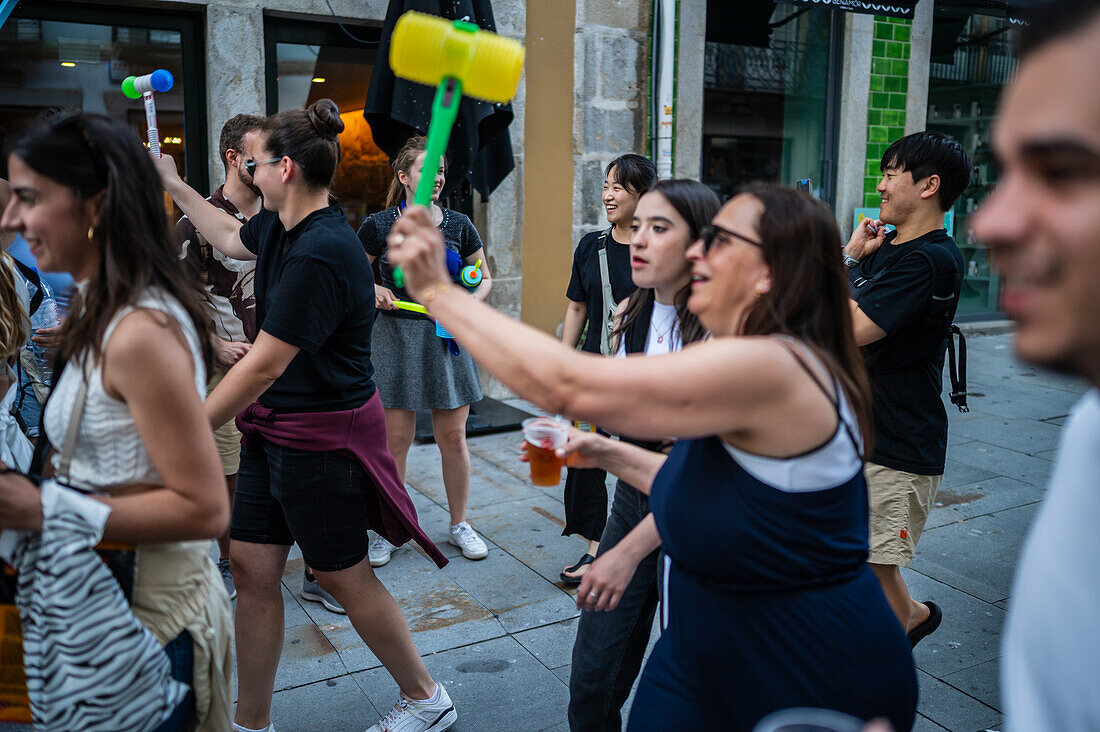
[560,553,595,585]
[907,600,943,649]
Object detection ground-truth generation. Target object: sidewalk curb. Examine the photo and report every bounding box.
[957,319,1014,337]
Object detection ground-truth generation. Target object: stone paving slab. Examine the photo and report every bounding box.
[912,504,1038,604]
[902,570,1008,679]
[935,475,1044,519]
[944,440,1056,487]
[942,658,1001,712]
[273,621,346,692]
[440,548,579,634]
[912,714,951,731]
[512,617,578,671]
[916,670,1003,732]
[353,635,570,732]
[950,415,1063,455]
[270,674,379,730]
[468,494,590,588]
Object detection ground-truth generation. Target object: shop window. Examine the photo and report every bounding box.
[927,10,1020,318]
[702,2,843,206]
[265,15,392,231]
[0,1,208,200]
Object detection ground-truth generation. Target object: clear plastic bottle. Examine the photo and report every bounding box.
[27,269,61,384]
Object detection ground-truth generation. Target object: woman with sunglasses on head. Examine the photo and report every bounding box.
[153,101,456,732]
[566,178,715,731]
[357,135,491,568]
[388,186,917,731]
[0,113,232,730]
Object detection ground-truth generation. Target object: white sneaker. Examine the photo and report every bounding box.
[448,522,488,560]
[365,683,456,732]
[369,535,396,567]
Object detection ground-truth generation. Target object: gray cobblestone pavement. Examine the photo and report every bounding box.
[242,332,1087,732]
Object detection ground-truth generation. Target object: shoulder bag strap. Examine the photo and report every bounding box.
[596,229,614,356]
[53,359,90,483]
[9,258,43,316]
[911,248,968,412]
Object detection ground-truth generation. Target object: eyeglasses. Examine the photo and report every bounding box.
[702,224,763,254]
[244,157,283,176]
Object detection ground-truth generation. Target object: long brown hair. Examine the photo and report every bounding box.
[10,113,213,371]
[741,185,874,455]
[0,254,26,360]
[611,179,718,350]
[385,136,447,209]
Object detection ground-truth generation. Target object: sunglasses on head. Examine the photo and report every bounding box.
[701,224,763,254]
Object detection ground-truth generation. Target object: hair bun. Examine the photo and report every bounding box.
[306,99,344,139]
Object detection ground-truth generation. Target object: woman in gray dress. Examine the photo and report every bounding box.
[357,136,491,565]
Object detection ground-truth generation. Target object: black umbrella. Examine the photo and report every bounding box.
[364,0,515,200]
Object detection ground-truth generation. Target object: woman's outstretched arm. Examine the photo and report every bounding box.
[388,206,795,442]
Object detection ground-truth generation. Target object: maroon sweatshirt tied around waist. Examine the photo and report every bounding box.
[236,391,448,568]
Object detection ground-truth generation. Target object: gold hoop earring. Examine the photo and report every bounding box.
[87,225,95,242]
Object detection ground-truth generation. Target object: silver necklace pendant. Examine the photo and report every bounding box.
[656,334,664,343]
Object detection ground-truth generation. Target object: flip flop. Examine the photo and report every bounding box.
[560,553,595,585]
[907,600,943,649]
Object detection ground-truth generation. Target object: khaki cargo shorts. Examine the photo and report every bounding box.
[208,367,243,476]
[866,462,942,567]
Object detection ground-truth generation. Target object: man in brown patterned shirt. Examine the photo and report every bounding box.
[171,114,263,601]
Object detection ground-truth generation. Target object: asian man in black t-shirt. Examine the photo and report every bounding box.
[843,132,972,649]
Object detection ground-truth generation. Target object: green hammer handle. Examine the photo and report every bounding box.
[393,76,463,289]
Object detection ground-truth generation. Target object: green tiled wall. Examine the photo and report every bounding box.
[863,16,912,207]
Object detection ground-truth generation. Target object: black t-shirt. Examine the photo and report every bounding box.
[565,229,636,354]
[240,204,377,412]
[357,206,483,302]
[849,228,964,475]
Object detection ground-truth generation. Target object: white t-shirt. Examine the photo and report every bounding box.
[614,301,682,358]
[1003,388,1100,731]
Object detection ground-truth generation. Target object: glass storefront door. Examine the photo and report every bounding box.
[927,9,1020,318]
[702,2,842,206]
[264,16,390,231]
[0,2,207,198]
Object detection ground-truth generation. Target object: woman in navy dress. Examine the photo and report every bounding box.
[387,185,917,731]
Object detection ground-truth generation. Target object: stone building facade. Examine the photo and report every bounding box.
[3,0,1010,372]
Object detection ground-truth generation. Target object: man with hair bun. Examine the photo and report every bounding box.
[844,130,972,648]
[971,1,1100,727]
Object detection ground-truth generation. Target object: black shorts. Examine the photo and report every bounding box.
[231,440,371,571]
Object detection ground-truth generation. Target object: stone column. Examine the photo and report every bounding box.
[835,12,874,234]
[572,0,651,247]
[905,0,933,134]
[674,0,705,181]
[204,5,266,188]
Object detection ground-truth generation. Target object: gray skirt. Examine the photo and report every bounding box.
[371,312,483,411]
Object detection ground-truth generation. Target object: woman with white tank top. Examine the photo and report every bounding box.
[0,113,231,730]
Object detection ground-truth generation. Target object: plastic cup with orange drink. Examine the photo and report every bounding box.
[521,417,570,486]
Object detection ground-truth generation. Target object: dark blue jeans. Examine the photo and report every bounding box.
[154,631,194,732]
[568,480,662,732]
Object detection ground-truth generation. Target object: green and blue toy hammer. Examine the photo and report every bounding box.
[121,69,174,157]
[388,11,524,288]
